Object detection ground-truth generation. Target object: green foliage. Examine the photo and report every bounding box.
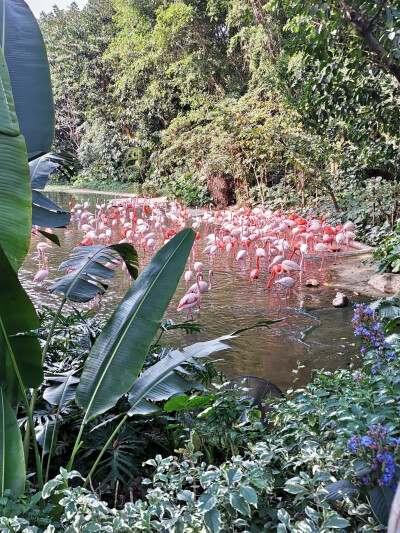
[6,334,400,531]
[167,173,211,206]
[371,220,400,273]
[0,47,32,270]
[1,0,54,157]
[40,0,400,249]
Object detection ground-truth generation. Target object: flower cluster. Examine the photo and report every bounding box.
[347,425,399,491]
[351,303,396,372]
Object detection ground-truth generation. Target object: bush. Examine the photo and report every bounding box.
[370,221,400,273]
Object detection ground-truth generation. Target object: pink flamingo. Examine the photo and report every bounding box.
[177,273,202,319]
[281,259,302,277]
[193,261,204,273]
[268,255,284,272]
[186,270,213,294]
[299,243,308,269]
[249,256,260,282]
[275,277,304,309]
[37,242,52,259]
[315,242,332,271]
[184,260,194,289]
[33,256,49,284]
[266,264,282,289]
[236,249,248,262]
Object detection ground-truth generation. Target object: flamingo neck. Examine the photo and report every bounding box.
[267,270,276,289]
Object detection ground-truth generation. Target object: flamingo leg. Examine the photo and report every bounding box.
[276,288,282,310]
[293,288,304,308]
[319,254,324,272]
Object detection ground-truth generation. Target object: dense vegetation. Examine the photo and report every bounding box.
[2,0,400,531]
[40,0,400,244]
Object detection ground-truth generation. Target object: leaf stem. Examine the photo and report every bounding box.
[82,414,128,489]
[23,296,67,468]
[0,319,43,490]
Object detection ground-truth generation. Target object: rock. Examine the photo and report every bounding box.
[306,278,320,287]
[332,292,349,307]
[368,273,400,294]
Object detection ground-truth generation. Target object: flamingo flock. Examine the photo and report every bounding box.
[30,197,357,312]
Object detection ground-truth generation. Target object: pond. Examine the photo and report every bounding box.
[19,191,365,392]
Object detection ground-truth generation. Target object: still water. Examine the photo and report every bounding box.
[19,192,365,392]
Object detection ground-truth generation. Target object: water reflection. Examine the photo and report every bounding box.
[20,191,365,392]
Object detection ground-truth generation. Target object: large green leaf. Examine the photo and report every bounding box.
[29,153,74,228]
[75,229,195,421]
[30,152,75,190]
[0,0,54,156]
[0,244,43,406]
[0,48,31,270]
[127,335,232,415]
[50,244,139,303]
[32,190,70,228]
[0,387,26,495]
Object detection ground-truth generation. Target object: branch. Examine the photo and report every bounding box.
[367,0,387,31]
[339,0,400,84]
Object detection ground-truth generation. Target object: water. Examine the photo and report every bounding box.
[20,191,364,392]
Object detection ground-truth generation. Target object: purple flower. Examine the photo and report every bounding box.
[361,436,373,447]
[348,436,359,452]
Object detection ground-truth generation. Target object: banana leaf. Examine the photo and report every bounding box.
[0,387,26,495]
[127,335,232,415]
[30,153,73,228]
[0,244,43,407]
[75,228,195,421]
[32,190,70,228]
[36,419,58,456]
[43,372,80,409]
[0,48,31,271]
[0,0,54,157]
[30,152,75,190]
[38,371,79,457]
[50,244,139,303]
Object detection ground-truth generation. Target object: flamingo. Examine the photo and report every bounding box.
[37,242,52,258]
[268,255,284,272]
[177,273,202,319]
[186,270,213,294]
[194,261,204,273]
[266,264,282,289]
[236,249,248,262]
[315,242,332,271]
[299,243,309,269]
[275,277,304,309]
[281,260,302,277]
[249,256,260,282]
[33,256,49,284]
[184,260,194,289]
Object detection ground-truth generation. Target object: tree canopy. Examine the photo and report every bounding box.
[39,0,400,239]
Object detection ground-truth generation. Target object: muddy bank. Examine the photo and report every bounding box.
[326,248,400,299]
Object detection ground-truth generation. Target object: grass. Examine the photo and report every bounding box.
[47,175,168,197]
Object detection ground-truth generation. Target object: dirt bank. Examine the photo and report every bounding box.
[324,247,400,300]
